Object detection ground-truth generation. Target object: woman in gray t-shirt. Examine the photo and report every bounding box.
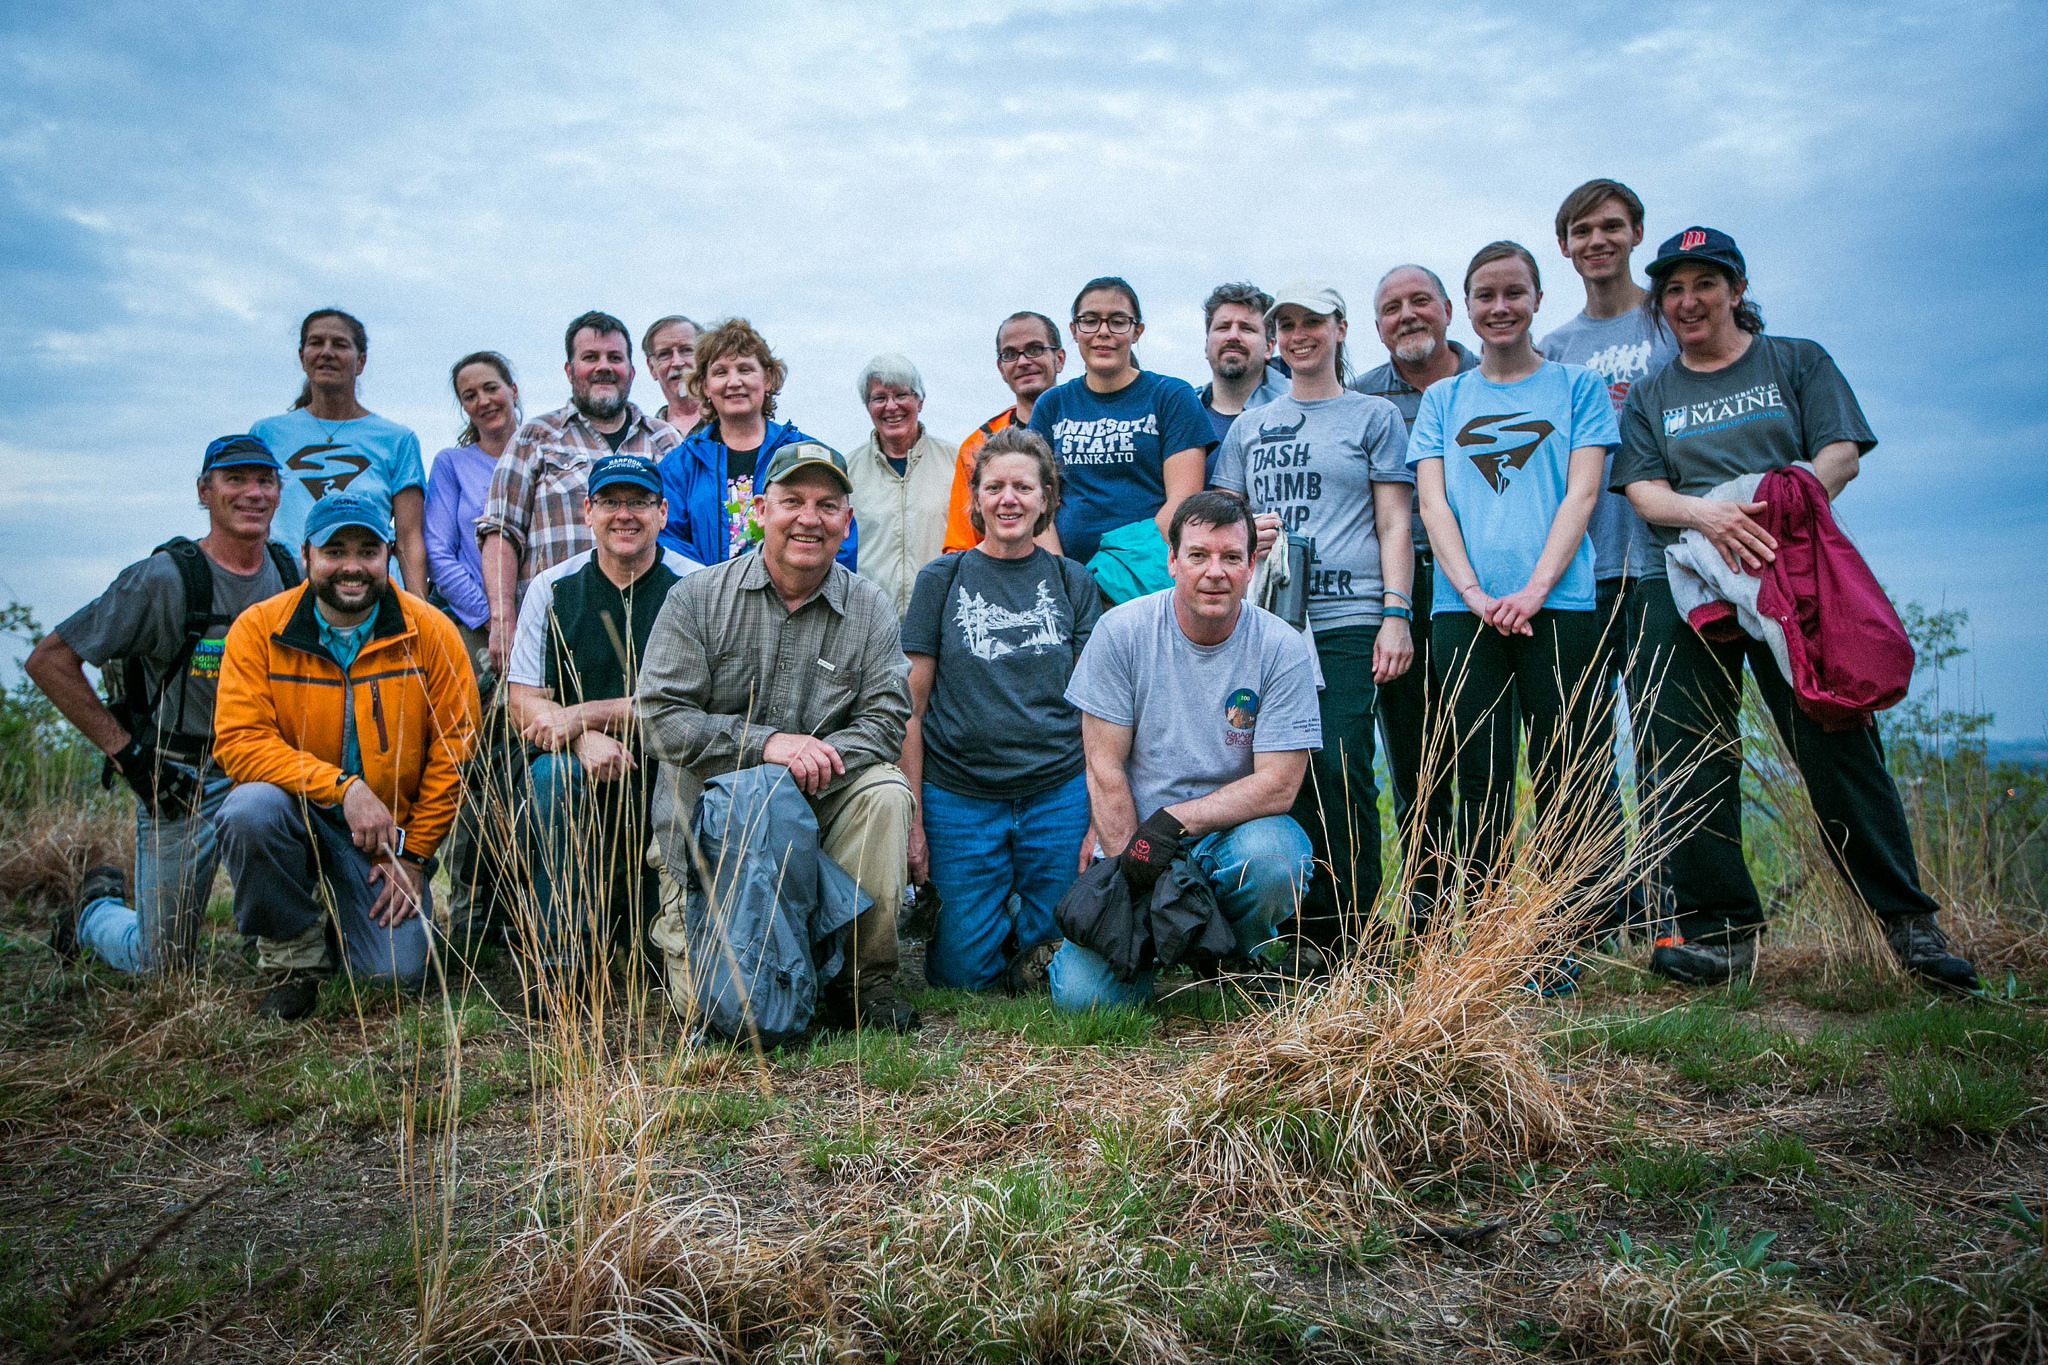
[901,427,1101,993]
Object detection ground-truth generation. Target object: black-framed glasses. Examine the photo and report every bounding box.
[591,495,659,512]
[997,341,1057,365]
[1072,313,1136,335]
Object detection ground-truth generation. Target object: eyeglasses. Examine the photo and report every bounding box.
[997,341,1057,365]
[592,495,659,512]
[1071,313,1136,336]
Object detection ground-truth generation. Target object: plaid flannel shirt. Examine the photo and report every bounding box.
[476,401,681,595]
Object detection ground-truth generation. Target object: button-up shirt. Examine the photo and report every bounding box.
[476,402,683,596]
[636,551,909,802]
[1350,340,1480,552]
[844,425,956,616]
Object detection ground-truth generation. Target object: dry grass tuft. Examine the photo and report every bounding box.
[0,801,131,908]
[419,1189,842,1364]
[1553,1258,1901,1365]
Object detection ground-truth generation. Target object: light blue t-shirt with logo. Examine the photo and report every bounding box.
[249,408,426,555]
[1065,589,1320,822]
[1406,361,1618,615]
[1539,308,1678,580]
[1028,370,1214,563]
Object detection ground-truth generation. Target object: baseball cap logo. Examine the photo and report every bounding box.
[1680,229,1708,251]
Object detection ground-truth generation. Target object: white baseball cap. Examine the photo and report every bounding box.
[1266,279,1347,319]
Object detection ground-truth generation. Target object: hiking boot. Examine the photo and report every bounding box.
[1647,926,1755,987]
[820,990,921,1033]
[257,971,324,1021]
[1004,939,1061,996]
[54,864,125,963]
[900,883,942,944]
[1885,915,1981,993]
[1225,938,1328,1003]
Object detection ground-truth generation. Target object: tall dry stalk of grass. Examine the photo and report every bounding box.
[1552,1256,1901,1365]
[1163,648,1711,1217]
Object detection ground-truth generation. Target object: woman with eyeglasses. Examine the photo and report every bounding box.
[1026,277,1212,564]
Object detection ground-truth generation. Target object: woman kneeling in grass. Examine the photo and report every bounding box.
[900,427,1102,993]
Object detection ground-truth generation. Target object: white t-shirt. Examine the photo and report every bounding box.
[507,547,703,689]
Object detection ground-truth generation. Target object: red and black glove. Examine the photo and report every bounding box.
[1119,809,1187,891]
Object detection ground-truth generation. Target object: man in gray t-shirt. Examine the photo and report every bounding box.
[1539,308,1676,581]
[27,435,292,975]
[1048,491,1321,1013]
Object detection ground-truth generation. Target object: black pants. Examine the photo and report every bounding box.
[1594,575,1652,933]
[1630,577,1938,944]
[1375,552,1456,921]
[1432,607,1623,928]
[1292,624,1382,952]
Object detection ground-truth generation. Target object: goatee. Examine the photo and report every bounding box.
[1393,334,1440,367]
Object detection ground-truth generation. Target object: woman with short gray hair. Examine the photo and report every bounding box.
[847,351,957,613]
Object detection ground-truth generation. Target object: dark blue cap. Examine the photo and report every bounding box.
[201,434,279,474]
[586,454,662,498]
[1647,226,1747,281]
[304,491,395,547]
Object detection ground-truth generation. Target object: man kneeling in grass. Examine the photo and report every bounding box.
[1050,490,1323,1011]
[211,492,478,1019]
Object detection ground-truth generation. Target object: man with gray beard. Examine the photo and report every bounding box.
[1349,265,1477,932]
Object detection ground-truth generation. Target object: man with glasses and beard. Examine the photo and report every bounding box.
[1350,265,1479,931]
[476,310,683,674]
[503,456,702,1013]
[942,311,1069,554]
[210,492,478,1020]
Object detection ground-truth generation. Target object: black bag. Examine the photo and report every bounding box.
[1055,853,1236,983]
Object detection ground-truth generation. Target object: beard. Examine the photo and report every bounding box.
[314,571,381,614]
[1392,332,1440,367]
[1213,350,1252,381]
[574,383,628,423]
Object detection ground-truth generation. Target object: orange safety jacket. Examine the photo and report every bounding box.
[941,406,1021,553]
[212,583,478,859]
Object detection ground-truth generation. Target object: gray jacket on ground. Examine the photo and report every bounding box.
[648,764,868,1046]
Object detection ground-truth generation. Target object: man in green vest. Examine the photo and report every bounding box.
[505,453,703,1010]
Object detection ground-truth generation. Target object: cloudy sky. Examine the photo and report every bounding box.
[3,0,2042,735]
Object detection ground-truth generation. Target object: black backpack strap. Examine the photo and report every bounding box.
[145,537,226,744]
[265,540,301,590]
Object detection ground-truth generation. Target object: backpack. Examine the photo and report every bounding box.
[103,537,300,757]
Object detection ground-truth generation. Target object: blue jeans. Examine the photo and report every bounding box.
[77,769,234,973]
[215,782,433,987]
[1048,814,1312,1012]
[522,752,652,970]
[922,771,1091,991]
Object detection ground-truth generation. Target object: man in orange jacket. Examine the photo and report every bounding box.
[213,492,478,1019]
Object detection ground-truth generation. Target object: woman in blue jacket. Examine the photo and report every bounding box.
[655,317,856,569]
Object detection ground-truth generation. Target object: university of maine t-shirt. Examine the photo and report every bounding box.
[248,408,426,554]
[1065,590,1321,822]
[1027,370,1213,563]
[1539,309,1678,580]
[900,547,1102,801]
[1613,334,1874,579]
[1407,361,1618,614]
[1211,391,1412,630]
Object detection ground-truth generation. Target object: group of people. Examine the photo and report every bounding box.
[29,175,1980,1031]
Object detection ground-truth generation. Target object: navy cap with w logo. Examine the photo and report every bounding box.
[1647,225,1747,280]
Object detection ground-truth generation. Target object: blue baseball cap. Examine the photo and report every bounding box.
[586,453,662,498]
[201,434,279,475]
[303,491,394,547]
[1647,226,1747,281]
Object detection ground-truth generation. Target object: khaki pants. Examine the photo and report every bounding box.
[654,762,913,1003]
[810,762,913,1000]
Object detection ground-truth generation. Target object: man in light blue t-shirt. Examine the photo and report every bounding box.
[250,308,428,590]
[1049,491,1321,1013]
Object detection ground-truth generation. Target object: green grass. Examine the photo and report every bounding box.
[1596,1140,1720,1199]
[1883,1055,2038,1135]
[1265,1215,1398,1272]
[922,989,1161,1047]
[668,1087,782,1133]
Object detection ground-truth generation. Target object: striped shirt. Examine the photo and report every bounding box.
[475,402,682,594]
